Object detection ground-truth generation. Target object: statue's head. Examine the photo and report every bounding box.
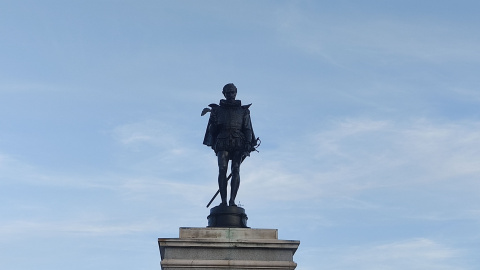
[222,83,237,101]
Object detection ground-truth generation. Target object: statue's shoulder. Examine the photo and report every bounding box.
[242,103,252,113]
[208,103,219,112]
[201,103,220,116]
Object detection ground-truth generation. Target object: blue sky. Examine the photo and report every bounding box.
[1,1,480,269]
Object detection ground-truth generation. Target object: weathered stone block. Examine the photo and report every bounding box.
[159,227,300,270]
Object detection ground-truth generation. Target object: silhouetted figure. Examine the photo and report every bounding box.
[203,83,257,207]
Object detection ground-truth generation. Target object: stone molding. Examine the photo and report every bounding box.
[159,227,300,270]
[161,259,297,269]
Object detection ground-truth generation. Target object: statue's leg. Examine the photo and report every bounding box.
[217,151,229,206]
[229,152,242,207]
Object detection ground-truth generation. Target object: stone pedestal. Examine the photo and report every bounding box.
[158,227,300,270]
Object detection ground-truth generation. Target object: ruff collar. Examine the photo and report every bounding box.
[219,99,241,107]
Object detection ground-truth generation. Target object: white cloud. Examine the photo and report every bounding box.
[236,117,480,226]
[305,238,466,270]
[309,118,480,185]
[273,4,480,64]
[112,120,180,149]
[0,220,151,236]
[116,176,214,205]
[452,87,480,103]
[399,121,480,180]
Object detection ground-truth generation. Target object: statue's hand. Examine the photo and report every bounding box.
[242,144,254,157]
[246,138,260,153]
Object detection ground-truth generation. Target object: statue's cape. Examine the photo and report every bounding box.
[203,100,256,149]
[202,103,218,147]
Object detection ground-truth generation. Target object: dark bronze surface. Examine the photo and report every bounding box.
[203,83,259,208]
[207,205,248,228]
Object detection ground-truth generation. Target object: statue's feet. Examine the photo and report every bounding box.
[218,202,227,207]
[229,200,237,207]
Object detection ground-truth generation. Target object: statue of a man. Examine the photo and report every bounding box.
[203,83,257,207]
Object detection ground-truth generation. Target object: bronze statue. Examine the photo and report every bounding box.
[203,83,258,208]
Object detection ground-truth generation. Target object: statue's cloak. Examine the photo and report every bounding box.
[203,99,256,154]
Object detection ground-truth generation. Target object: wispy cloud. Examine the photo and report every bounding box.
[237,117,480,226]
[273,4,480,64]
[304,238,466,270]
[308,118,480,186]
[0,220,151,236]
[112,120,182,150]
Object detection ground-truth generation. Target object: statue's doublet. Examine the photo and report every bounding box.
[203,99,255,155]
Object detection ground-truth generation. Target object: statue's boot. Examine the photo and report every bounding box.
[218,201,227,207]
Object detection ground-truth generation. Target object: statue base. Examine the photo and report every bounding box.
[159,227,300,269]
[207,205,248,228]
